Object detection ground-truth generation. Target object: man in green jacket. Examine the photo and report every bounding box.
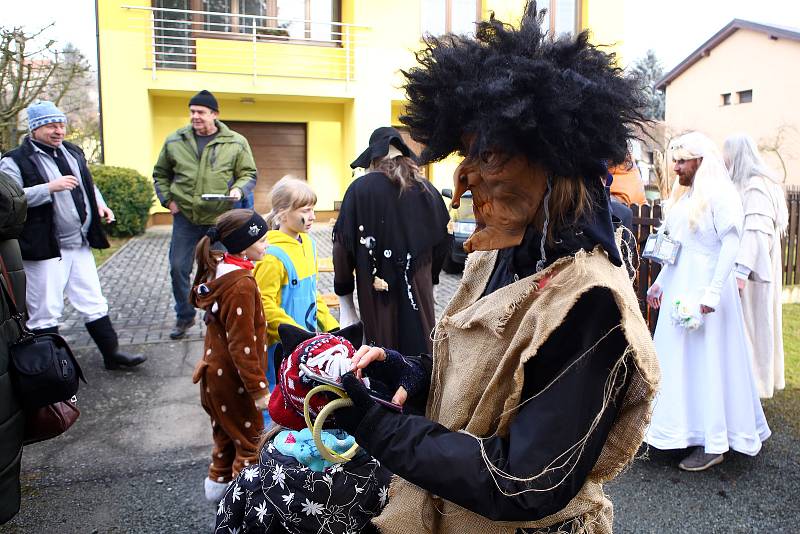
[153,90,257,339]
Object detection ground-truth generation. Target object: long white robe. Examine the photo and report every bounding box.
[645,185,771,456]
[735,176,788,398]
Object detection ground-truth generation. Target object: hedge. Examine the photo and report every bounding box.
[90,164,152,237]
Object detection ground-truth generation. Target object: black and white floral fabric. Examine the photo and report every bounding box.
[215,440,391,534]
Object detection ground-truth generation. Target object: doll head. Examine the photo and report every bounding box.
[268,323,364,430]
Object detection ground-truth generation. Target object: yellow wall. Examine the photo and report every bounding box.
[98,0,624,212]
[149,95,347,211]
[663,29,800,184]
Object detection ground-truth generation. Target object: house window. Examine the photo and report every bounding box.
[737,89,753,104]
[154,0,194,69]
[538,0,583,35]
[421,0,482,36]
[194,0,340,39]
[551,0,580,35]
[721,93,731,106]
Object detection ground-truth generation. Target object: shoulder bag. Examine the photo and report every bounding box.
[0,255,84,443]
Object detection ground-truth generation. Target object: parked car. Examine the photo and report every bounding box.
[440,188,475,274]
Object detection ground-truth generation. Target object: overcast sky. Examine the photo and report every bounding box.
[3,0,800,73]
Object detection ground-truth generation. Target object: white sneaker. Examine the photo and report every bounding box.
[204,477,229,502]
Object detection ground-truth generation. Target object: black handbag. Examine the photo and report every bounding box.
[0,258,86,409]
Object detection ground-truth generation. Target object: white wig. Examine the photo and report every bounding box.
[722,133,780,188]
[666,131,733,231]
[723,132,788,233]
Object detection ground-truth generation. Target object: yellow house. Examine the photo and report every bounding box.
[96,0,623,220]
[658,20,800,185]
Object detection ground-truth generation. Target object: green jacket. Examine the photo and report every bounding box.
[153,120,257,225]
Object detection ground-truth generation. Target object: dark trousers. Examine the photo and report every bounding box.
[169,212,210,323]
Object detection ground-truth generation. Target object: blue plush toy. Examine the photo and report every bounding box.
[274,428,356,472]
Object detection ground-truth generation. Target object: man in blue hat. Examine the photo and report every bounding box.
[0,101,145,370]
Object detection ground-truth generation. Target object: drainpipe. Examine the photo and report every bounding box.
[94,0,105,164]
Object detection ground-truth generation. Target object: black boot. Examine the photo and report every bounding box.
[85,316,147,370]
[32,326,59,335]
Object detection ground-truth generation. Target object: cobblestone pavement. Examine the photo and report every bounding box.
[60,224,462,349]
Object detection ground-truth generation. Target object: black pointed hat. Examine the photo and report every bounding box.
[350,126,416,169]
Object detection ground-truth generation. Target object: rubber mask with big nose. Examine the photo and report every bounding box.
[451,151,549,252]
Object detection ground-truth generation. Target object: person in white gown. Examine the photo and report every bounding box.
[723,133,788,399]
[645,131,770,471]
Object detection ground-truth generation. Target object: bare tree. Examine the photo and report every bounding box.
[759,124,798,182]
[0,25,91,152]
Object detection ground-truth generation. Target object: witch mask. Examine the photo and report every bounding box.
[452,148,549,252]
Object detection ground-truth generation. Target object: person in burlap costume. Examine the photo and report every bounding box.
[331,3,661,533]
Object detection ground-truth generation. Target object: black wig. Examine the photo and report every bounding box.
[400,1,646,180]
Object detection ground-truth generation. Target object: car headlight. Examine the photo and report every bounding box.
[453,221,476,235]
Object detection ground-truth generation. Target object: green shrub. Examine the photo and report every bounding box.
[90,164,152,237]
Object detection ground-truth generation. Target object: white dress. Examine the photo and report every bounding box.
[735,176,787,398]
[645,186,771,456]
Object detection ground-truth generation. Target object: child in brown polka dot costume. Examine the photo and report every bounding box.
[189,209,270,502]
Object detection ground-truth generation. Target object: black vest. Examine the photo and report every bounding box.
[1,139,109,261]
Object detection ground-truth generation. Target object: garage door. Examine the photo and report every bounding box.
[225,121,307,214]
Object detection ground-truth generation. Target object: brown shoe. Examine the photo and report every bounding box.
[679,447,724,471]
[170,317,196,339]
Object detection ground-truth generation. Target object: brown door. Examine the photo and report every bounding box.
[225,121,307,213]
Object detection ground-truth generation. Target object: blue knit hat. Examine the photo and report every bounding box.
[27,101,67,131]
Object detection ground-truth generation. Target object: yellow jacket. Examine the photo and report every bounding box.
[254,230,338,346]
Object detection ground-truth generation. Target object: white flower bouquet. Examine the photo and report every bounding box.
[671,296,704,331]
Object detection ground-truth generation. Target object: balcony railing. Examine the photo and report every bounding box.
[121,5,369,82]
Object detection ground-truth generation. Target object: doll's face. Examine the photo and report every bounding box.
[452,137,549,252]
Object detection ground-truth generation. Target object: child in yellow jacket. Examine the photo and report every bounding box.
[253,177,338,422]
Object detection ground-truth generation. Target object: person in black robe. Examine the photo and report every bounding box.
[332,127,450,356]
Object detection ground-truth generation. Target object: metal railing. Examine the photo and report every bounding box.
[121,5,369,82]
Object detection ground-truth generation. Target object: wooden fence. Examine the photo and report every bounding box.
[630,204,662,333]
[782,187,800,286]
[631,187,799,331]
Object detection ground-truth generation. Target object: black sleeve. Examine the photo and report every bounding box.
[332,239,356,296]
[430,234,450,285]
[352,286,630,521]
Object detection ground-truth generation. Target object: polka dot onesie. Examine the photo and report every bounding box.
[191,268,269,483]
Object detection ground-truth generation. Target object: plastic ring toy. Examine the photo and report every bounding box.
[303,384,359,464]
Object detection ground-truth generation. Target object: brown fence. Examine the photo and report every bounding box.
[631,187,799,331]
[630,204,663,333]
[783,186,800,286]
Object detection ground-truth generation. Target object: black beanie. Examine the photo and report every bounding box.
[189,90,219,112]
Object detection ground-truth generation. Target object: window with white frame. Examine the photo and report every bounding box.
[421,0,481,36]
